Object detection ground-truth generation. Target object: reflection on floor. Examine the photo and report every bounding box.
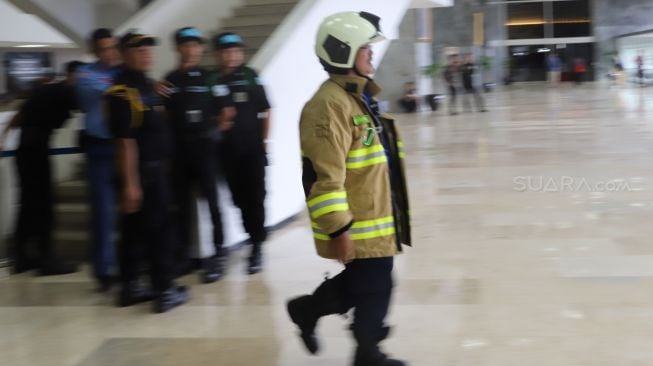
[3,83,653,365]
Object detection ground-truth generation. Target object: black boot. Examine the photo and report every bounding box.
[117,280,156,307]
[38,261,78,276]
[11,257,38,275]
[287,277,349,355]
[353,327,406,366]
[201,251,227,284]
[247,242,263,275]
[96,275,116,293]
[153,285,188,314]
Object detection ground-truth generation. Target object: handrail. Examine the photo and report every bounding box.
[0,147,82,159]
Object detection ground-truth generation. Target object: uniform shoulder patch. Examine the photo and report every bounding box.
[212,84,230,97]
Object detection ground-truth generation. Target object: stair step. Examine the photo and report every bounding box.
[244,0,297,6]
[222,14,287,28]
[56,180,87,202]
[54,230,89,262]
[234,3,296,17]
[221,25,279,38]
[54,203,90,227]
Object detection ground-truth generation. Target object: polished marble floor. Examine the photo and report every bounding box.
[4,83,653,365]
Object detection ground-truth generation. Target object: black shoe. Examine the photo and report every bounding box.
[247,244,263,275]
[480,109,488,112]
[287,295,320,354]
[353,328,406,366]
[153,286,188,314]
[38,262,78,276]
[11,258,38,275]
[117,281,156,307]
[201,254,226,284]
[96,275,116,293]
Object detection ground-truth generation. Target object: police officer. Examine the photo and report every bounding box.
[209,32,271,275]
[162,27,232,283]
[106,32,187,313]
[287,12,411,366]
[0,61,83,276]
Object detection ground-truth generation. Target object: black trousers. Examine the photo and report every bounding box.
[118,163,175,292]
[331,257,394,338]
[463,85,485,112]
[448,85,458,114]
[173,138,224,261]
[13,148,54,265]
[220,143,267,243]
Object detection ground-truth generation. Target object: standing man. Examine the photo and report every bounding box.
[0,61,83,276]
[461,53,486,113]
[210,32,271,275]
[76,28,122,292]
[287,12,411,366]
[546,52,562,85]
[163,27,230,283]
[106,32,187,313]
[443,54,461,115]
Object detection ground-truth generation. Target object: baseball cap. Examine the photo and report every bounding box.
[175,27,205,45]
[214,32,246,50]
[120,32,157,49]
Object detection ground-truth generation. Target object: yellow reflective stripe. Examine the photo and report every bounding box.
[311,204,349,219]
[308,192,349,219]
[350,227,396,240]
[397,141,404,148]
[399,152,406,159]
[312,217,396,241]
[308,192,347,207]
[351,216,394,229]
[397,140,405,159]
[347,156,387,169]
[311,222,330,241]
[348,144,384,158]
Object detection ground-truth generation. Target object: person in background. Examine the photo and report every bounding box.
[398,82,417,113]
[209,32,272,275]
[76,28,122,292]
[573,58,587,85]
[443,54,462,116]
[106,32,188,313]
[287,11,412,366]
[461,53,486,113]
[636,52,645,86]
[0,61,84,276]
[547,52,562,85]
[161,27,231,283]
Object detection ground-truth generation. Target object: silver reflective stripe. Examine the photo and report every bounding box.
[350,222,395,234]
[187,86,209,93]
[346,150,386,163]
[309,198,349,213]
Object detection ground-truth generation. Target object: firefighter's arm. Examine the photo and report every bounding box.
[300,98,353,236]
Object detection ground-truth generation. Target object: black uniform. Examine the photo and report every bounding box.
[106,69,175,293]
[208,66,270,244]
[13,81,77,272]
[461,62,485,112]
[164,66,230,266]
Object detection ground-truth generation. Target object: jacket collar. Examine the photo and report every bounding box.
[329,74,381,97]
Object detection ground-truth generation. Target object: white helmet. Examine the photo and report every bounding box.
[316,11,386,71]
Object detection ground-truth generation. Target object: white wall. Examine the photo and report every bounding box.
[0,0,75,47]
[116,0,245,79]
[30,0,96,41]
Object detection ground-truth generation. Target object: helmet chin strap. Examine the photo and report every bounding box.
[353,65,372,80]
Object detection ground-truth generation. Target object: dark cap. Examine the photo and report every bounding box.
[174,27,205,45]
[214,32,245,50]
[120,32,157,49]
